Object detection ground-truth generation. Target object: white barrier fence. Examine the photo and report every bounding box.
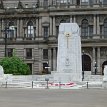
[0,74,82,89]
[0,74,103,89]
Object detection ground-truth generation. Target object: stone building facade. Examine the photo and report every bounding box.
[0,0,107,75]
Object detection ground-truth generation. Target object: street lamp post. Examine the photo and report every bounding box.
[2,26,13,57]
[1,8,15,57]
[2,27,8,57]
[4,28,7,57]
[94,61,97,75]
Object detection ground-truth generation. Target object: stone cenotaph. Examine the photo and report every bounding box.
[53,23,82,83]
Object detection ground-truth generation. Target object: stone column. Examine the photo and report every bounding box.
[36,18,39,37]
[24,48,26,60]
[70,15,73,23]
[49,0,52,6]
[48,48,52,71]
[49,17,52,36]
[17,19,20,37]
[53,16,56,36]
[53,47,57,71]
[0,20,2,37]
[93,0,97,4]
[20,19,24,37]
[97,15,100,35]
[70,0,73,4]
[32,63,34,75]
[0,20,2,38]
[39,48,43,73]
[97,47,101,74]
[93,15,97,35]
[73,15,76,23]
[1,19,4,38]
[92,47,96,73]
[97,0,99,3]
[39,17,42,37]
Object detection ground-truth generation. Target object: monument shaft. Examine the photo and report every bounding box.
[55,23,82,82]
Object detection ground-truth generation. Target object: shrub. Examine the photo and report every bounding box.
[0,56,30,75]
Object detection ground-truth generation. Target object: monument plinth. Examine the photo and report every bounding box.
[53,23,82,83]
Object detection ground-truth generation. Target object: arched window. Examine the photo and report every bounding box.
[27,21,34,38]
[60,19,66,23]
[104,19,107,36]
[81,19,88,36]
[8,21,16,39]
[56,19,67,37]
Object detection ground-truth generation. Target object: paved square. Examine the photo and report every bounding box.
[0,88,107,107]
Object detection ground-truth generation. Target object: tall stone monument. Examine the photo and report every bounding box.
[54,23,82,82]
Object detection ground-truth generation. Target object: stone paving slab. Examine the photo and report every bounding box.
[0,88,107,107]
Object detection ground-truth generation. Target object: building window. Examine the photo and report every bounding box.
[81,0,89,5]
[81,19,88,36]
[25,21,34,39]
[25,4,28,8]
[103,0,107,4]
[57,0,70,4]
[104,19,107,36]
[44,27,48,39]
[52,0,56,5]
[44,0,48,7]
[76,0,80,5]
[8,22,17,39]
[7,48,13,57]
[81,0,88,2]
[43,49,48,59]
[89,0,93,6]
[99,0,103,4]
[26,48,32,59]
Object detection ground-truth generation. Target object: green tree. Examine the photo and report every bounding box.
[0,56,30,75]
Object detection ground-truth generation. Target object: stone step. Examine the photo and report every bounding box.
[83,75,103,81]
[81,81,103,89]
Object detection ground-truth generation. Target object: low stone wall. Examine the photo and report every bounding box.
[4,74,53,83]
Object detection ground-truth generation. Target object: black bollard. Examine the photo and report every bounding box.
[5,81,7,88]
[87,82,88,89]
[32,81,33,88]
[45,78,49,89]
[59,81,61,89]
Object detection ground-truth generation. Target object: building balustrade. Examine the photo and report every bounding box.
[0,1,107,14]
[81,34,107,40]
